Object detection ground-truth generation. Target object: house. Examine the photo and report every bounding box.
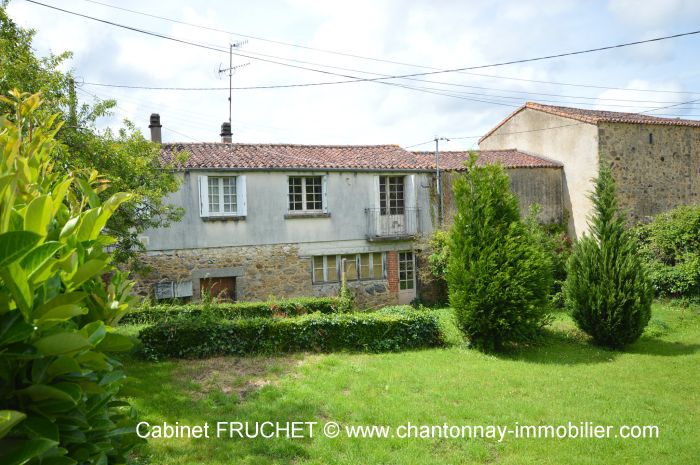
[138,115,562,306]
[480,102,700,238]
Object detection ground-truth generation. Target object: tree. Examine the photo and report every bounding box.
[564,165,653,348]
[1,4,184,266]
[446,156,552,352]
[0,91,140,464]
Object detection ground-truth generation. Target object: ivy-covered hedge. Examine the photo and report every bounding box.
[138,310,443,359]
[121,297,340,324]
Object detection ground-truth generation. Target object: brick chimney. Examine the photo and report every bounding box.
[148,113,162,143]
[220,121,232,143]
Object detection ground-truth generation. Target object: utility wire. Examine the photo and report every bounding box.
[25,1,700,92]
[77,0,700,96]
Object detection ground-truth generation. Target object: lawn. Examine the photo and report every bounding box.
[120,302,700,464]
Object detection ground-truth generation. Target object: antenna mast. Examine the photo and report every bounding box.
[218,40,250,124]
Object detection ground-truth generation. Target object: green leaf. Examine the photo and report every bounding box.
[95,333,133,353]
[75,208,99,242]
[82,321,106,346]
[0,264,32,318]
[37,305,87,323]
[0,312,34,346]
[50,178,73,217]
[21,415,59,442]
[20,242,63,280]
[65,260,106,289]
[58,217,80,240]
[24,195,53,235]
[0,231,42,266]
[89,193,133,240]
[0,410,26,439]
[33,332,91,356]
[47,357,81,380]
[34,292,87,318]
[0,438,58,465]
[17,385,77,404]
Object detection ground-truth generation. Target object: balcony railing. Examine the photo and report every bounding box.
[365,207,419,240]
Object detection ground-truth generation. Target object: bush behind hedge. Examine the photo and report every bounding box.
[121,296,340,324]
[138,310,443,359]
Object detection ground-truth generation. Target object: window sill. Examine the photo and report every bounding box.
[202,215,246,222]
[284,212,331,219]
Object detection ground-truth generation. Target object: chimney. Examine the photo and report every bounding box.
[149,113,162,143]
[220,121,232,143]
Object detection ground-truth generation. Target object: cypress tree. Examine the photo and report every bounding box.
[565,165,653,348]
[446,156,552,352]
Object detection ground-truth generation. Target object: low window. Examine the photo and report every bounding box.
[312,253,385,284]
[289,176,324,212]
[399,251,415,290]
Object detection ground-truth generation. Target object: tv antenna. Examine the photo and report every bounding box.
[218,40,250,124]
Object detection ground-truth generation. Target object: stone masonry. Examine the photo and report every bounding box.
[136,243,399,308]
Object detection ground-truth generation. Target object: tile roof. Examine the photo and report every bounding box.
[412,149,561,169]
[480,101,700,142]
[160,143,559,171]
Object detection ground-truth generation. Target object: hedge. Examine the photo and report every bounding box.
[121,296,340,324]
[138,310,443,359]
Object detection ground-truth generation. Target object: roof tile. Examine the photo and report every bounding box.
[160,143,559,171]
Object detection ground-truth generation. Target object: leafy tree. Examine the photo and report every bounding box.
[446,156,552,352]
[565,165,653,348]
[1,4,184,266]
[0,91,140,464]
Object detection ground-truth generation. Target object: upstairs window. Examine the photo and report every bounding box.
[379,175,405,215]
[288,176,326,213]
[198,175,247,218]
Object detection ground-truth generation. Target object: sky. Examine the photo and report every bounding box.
[6,0,700,150]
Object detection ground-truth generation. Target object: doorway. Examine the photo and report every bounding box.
[200,276,237,301]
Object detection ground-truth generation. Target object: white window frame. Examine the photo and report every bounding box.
[198,175,247,218]
[288,175,328,214]
[312,253,386,284]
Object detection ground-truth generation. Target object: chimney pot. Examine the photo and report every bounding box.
[148,113,162,143]
[220,121,232,143]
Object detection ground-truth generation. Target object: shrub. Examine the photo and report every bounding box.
[139,310,444,359]
[121,296,341,324]
[634,205,700,297]
[565,165,653,348]
[0,92,140,463]
[525,205,572,308]
[416,229,450,306]
[446,156,553,352]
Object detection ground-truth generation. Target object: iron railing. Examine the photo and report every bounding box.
[365,207,419,240]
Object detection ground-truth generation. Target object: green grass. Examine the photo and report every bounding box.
[120,302,700,464]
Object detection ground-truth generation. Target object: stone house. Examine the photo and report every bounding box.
[480,102,700,238]
[139,117,562,307]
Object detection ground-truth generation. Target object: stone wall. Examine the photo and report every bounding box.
[599,122,700,223]
[135,243,399,308]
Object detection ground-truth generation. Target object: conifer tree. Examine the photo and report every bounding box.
[447,156,552,352]
[565,165,653,348]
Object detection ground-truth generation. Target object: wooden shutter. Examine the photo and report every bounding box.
[198,175,209,217]
[236,175,247,216]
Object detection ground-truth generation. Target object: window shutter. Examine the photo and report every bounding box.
[236,175,247,216]
[373,175,381,209]
[405,174,416,211]
[198,175,209,217]
[322,175,329,213]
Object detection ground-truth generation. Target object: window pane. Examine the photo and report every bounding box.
[372,252,383,278]
[379,176,387,214]
[359,253,370,279]
[208,177,220,213]
[399,252,414,290]
[305,176,323,211]
[342,255,357,281]
[289,177,303,210]
[313,256,324,283]
[222,177,237,213]
[327,256,338,281]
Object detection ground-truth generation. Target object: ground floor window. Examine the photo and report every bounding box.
[399,251,415,290]
[200,276,237,301]
[312,252,385,283]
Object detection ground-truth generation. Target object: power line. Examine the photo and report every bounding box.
[26,0,700,94]
[77,0,700,96]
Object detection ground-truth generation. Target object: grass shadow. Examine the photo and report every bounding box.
[627,337,700,357]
